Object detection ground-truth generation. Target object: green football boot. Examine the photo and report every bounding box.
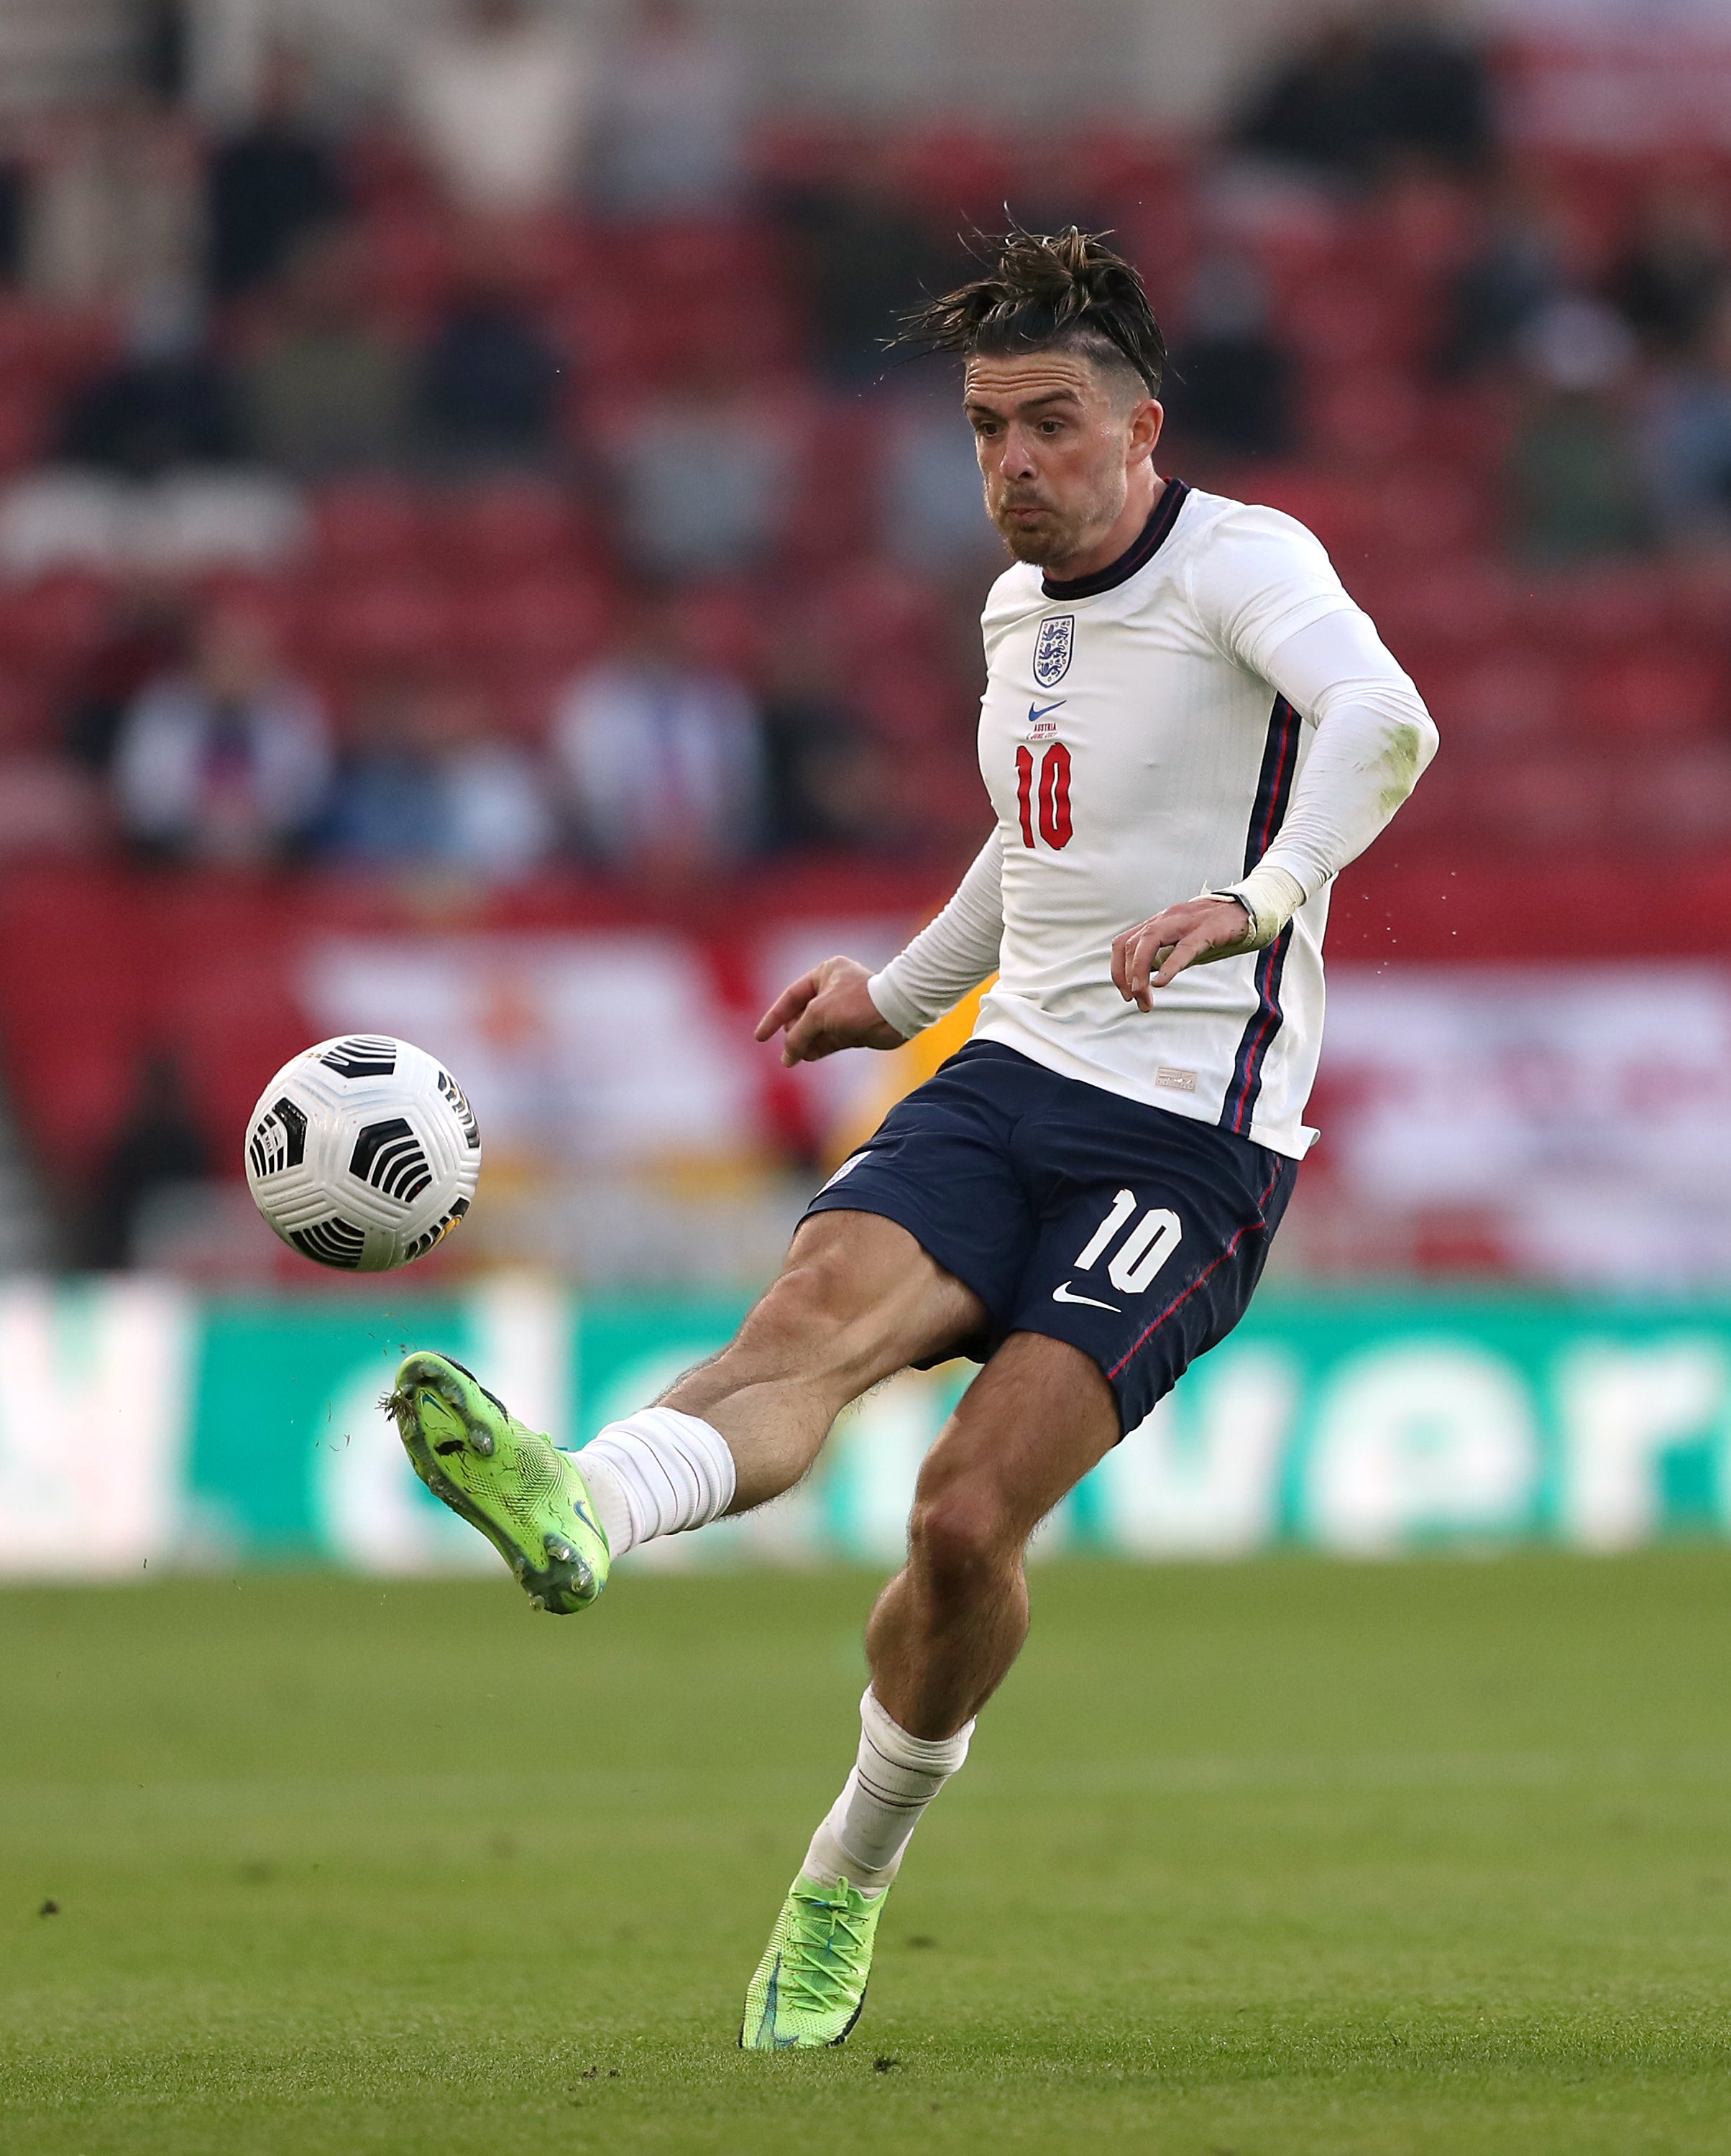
[386,1351,608,1613]
[740,1873,888,2050]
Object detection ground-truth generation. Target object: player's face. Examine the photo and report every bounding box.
[964,352,1162,569]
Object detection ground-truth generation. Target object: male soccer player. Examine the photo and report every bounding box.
[388,228,1438,2047]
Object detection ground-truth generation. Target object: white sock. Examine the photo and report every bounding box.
[569,1407,736,1560]
[802,1688,975,1894]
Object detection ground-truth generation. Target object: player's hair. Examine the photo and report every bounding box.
[897,226,1167,397]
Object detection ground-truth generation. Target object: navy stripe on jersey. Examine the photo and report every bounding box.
[1239,694,1301,877]
[1041,477,1190,602]
[1221,696,1302,1136]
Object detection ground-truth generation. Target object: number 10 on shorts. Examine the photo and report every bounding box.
[1075,1187,1183,1294]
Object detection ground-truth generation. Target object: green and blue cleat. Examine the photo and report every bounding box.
[740,1873,888,2049]
[385,1351,609,1613]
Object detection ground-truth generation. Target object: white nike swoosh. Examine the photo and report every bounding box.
[1052,1281,1121,1312]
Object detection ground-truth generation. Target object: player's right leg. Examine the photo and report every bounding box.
[387,1210,985,1611]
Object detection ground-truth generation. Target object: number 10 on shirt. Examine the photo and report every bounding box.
[1015,742,1073,849]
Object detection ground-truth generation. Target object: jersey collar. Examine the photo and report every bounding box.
[1039,476,1190,602]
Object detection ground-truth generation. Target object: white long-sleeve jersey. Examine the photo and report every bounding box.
[867,479,1438,1160]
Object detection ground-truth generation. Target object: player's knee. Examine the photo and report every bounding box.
[908,1478,1018,1597]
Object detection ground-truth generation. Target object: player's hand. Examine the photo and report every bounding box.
[1111,898,1256,1011]
[755,956,906,1067]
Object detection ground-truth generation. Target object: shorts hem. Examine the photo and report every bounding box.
[993,1308,1131,1439]
[799,1187,1008,1359]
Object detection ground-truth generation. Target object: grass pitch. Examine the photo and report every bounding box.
[4,1553,1731,2154]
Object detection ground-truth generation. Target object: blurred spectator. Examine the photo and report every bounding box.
[1233,9,1493,188]
[25,96,200,308]
[55,287,242,479]
[1371,7,1495,174]
[1165,252,1298,461]
[137,0,193,109]
[206,49,348,301]
[1436,180,1566,379]
[415,243,564,472]
[593,0,747,220]
[62,577,191,773]
[1507,298,1651,565]
[429,682,560,877]
[317,668,445,865]
[761,637,891,851]
[1641,295,1731,548]
[240,229,410,476]
[1233,20,1382,183]
[777,170,961,386]
[0,157,25,287]
[878,379,1000,579]
[321,671,558,880]
[112,609,331,861]
[400,0,594,216]
[553,602,766,874]
[1609,183,1727,361]
[86,1049,210,1270]
[612,364,793,578]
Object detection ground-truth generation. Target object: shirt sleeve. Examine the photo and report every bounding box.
[1241,605,1439,910]
[867,830,1005,1038]
[1185,502,1358,681]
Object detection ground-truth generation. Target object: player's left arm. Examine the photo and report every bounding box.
[1115,528,1438,1008]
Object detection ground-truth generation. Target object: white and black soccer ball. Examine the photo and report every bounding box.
[244,1035,482,1272]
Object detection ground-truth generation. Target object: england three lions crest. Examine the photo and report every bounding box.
[1033,614,1073,688]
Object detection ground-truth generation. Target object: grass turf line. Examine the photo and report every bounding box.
[3,1552,1731,2153]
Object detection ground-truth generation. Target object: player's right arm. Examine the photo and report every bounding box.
[757,832,1006,1067]
[756,956,906,1066]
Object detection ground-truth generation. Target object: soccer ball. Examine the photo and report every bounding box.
[244,1035,482,1271]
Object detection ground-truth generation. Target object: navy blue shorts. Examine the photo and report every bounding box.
[801,1041,1298,1435]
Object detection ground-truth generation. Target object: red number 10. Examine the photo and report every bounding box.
[1015,742,1073,850]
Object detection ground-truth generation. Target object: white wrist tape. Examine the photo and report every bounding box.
[1199,865,1308,954]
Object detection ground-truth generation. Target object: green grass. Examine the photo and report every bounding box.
[5,1554,1731,2153]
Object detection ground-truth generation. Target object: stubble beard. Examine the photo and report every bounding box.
[989,469,1127,571]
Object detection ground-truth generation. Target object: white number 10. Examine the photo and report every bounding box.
[1074,1187,1183,1295]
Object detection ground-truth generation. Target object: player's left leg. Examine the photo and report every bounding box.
[387,1211,983,1613]
[740,1330,1116,2048]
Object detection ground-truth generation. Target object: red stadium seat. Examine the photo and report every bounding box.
[1377,556,1520,650]
[1246,471,1381,558]
[190,571,301,647]
[811,561,951,669]
[1307,371,1425,465]
[855,658,972,750]
[1519,567,1678,653]
[1280,275,1419,369]
[305,574,455,670]
[1619,746,1731,845]
[620,221,784,296]
[311,482,430,571]
[0,384,52,475]
[1368,466,1490,558]
[674,581,771,677]
[0,571,111,678]
[363,208,457,326]
[1579,649,1727,742]
[1443,649,1570,746]
[1474,750,1620,848]
[341,126,444,214]
[886,121,1018,226]
[449,568,614,674]
[431,479,582,573]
